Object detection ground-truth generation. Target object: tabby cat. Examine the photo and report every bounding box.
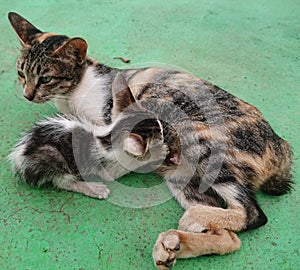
[8,12,292,269]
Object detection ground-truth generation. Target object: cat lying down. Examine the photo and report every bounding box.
[8,12,292,269]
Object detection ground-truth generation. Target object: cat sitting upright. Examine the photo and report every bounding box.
[8,12,293,270]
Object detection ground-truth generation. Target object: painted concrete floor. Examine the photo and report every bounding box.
[0,1,299,269]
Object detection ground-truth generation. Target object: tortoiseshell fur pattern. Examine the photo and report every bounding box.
[8,12,292,270]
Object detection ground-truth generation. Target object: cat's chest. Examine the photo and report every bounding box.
[55,67,110,126]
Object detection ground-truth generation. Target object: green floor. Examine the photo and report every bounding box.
[0,1,299,269]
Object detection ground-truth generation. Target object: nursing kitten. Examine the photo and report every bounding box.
[9,80,167,198]
[9,12,293,269]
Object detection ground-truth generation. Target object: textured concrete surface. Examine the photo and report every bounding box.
[0,1,299,269]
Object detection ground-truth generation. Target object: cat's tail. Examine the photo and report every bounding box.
[260,140,293,196]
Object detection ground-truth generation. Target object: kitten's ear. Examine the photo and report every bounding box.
[123,133,146,156]
[54,38,87,64]
[8,12,42,46]
[112,73,136,119]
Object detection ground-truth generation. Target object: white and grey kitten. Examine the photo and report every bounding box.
[9,83,167,199]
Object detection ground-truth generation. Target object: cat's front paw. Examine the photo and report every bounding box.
[149,142,169,162]
[83,182,110,199]
[153,230,180,270]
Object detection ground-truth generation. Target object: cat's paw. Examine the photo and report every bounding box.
[56,178,110,200]
[153,230,180,270]
[213,229,241,253]
[83,182,110,199]
[149,142,169,162]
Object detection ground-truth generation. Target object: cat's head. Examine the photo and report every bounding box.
[8,12,88,103]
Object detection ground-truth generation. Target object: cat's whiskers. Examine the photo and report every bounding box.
[54,94,69,101]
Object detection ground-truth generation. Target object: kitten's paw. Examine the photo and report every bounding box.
[159,143,170,159]
[153,230,180,270]
[56,178,110,200]
[149,142,169,162]
[83,182,110,199]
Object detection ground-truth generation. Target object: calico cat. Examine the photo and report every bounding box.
[8,12,293,269]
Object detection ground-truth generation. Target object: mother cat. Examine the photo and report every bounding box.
[8,12,292,269]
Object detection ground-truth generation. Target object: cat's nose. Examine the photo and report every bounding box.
[23,91,34,101]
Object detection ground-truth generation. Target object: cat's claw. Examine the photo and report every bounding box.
[153,230,180,270]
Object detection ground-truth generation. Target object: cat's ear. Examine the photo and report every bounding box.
[8,12,42,47]
[54,38,87,64]
[122,133,146,156]
[111,72,136,119]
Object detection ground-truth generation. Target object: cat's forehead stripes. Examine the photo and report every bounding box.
[19,35,69,74]
[38,35,69,49]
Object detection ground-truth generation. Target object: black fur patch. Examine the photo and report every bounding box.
[183,182,227,208]
[235,185,268,230]
[232,121,270,155]
[94,63,114,74]
[23,121,79,178]
[102,96,113,125]
[42,35,69,50]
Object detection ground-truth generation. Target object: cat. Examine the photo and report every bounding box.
[8,12,293,269]
[9,79,168,198]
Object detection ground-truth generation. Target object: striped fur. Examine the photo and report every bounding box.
[9,12,293,269]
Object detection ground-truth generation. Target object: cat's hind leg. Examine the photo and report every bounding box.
[153,229,240,269]
[152,179,267,268]
[177,183,268,232]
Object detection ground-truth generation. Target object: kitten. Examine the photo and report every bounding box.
[9,81,167,198]
[8,12,293,269]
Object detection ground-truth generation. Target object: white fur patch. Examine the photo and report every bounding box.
[40,115,98,137]
[7,134,46,183]
[8,138,28,175]
[55,66,109,125]
[213,183,240,205]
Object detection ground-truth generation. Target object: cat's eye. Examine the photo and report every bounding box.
[39,76,52,84]
[17,70,25,78]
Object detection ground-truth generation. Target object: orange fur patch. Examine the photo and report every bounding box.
[36,32,59,43]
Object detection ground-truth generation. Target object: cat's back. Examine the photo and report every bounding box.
[127,67,291,189]
[123,67,263,125]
